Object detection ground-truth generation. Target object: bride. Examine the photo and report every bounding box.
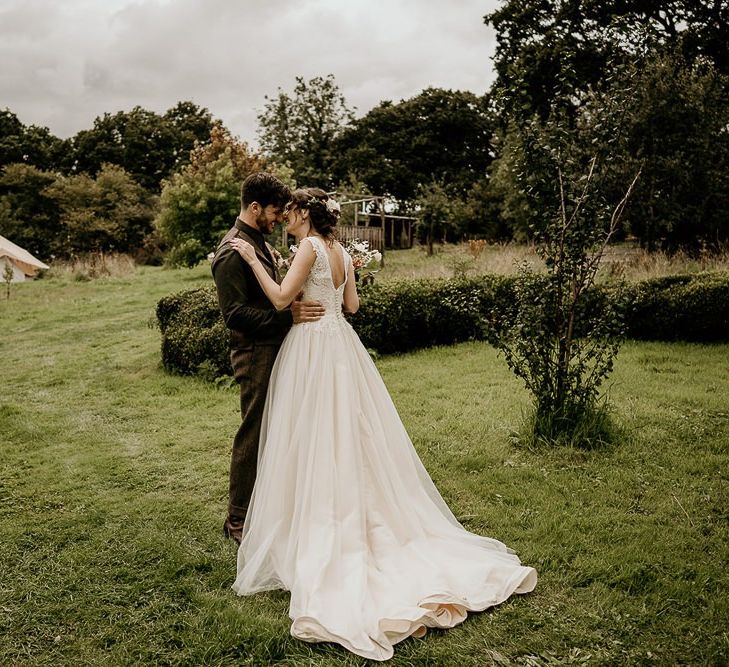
[228,187,537,661]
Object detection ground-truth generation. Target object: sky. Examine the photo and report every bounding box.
[1,0,501,146]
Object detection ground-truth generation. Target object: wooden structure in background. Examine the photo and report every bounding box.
[336,225,384,252]
[280,193,417,261]
[331,192,417,251]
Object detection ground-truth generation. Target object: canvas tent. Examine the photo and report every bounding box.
[0,235,49,282]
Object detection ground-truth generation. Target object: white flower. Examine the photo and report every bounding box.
[289,244,298,254]
[372,250,382,263]
[353,242,366,253]
[326,198,341,214]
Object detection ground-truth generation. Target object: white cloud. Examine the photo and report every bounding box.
[0,0,499,144]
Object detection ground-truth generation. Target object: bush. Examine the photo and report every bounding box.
[156,287,230,376]
[624,271,729,342]
[349,276,515,354]
[165,238,207,268]
[156,272,729,377]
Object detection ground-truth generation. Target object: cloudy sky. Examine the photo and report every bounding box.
[1,0,500,146]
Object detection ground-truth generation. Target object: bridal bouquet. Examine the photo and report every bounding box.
[286,240,382,283]
[345,240,382,284]
[270,246,291,274]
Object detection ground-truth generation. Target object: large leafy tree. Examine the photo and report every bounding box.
[47,164,157,254]
[155,124,266,266]
[482,2,729,249]
[616,53,729,249]
[484,50,729,249]
[163,101,217,164]
[333,88,496,207]
[68,102,215,190]
[0,109,66,171]
[0,164,61,259]
[0,162,157,258]
[257,75,354,189]
[485,0,729,123]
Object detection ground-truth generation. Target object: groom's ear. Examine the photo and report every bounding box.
[249,201,261,215]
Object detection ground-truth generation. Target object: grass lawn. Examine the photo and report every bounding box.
[1,262,727,665]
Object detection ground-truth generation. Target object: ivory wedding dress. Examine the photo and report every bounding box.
[232,236,537,661]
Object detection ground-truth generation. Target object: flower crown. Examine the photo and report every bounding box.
[306,195,341,216]
[326,198,341,215]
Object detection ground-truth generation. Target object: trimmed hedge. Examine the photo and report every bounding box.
[156,271,729,376]
[348,275,517,354]
[624,272,729,342]
[157,287,231,376]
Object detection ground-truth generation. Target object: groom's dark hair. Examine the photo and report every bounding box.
[241,172,291,210]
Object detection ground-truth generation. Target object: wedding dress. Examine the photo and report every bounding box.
[232,236,536,661]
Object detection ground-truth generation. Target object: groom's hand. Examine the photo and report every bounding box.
[291,292,325,323]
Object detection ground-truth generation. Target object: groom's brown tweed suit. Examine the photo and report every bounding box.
[211,219,292,528]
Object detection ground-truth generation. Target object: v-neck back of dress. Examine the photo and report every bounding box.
[299,236,350,320]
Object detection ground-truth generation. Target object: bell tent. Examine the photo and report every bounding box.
[0,235,49,282]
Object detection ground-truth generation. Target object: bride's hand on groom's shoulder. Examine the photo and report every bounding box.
[230,238,258,265]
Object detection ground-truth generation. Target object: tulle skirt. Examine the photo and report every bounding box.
[232,317,537,661]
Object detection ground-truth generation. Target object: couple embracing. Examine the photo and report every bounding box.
[211,172,536,662]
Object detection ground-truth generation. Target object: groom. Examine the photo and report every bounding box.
[212,172,325,544]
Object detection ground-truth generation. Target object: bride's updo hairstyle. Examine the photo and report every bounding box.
[290,187,340,242]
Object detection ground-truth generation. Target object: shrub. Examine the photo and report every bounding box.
[156,272,729,377]
[156,287,230,376]
[624,271,729,342]
[349,276,516,354]
[165,238,207,268]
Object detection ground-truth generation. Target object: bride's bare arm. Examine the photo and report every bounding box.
[229,238,316,310]
[342,260,359,314]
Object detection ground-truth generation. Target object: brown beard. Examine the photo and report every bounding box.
[256,210,272,233]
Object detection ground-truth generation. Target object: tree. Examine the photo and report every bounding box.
[257,75,355,188]
[0,110,24,165]
[155,124,266,266]
[163,101,216,156]
[47,164,158,254]
[333,88,495,208]
[3,262,13,299]
[481,47,729,249]
[69,102,215,190]
[0,162,157,259]
[460,130,532,242]
[415,179,461,255]
[613,52,729,250]
[0,164,61,260]
[0,109,65,171]
[490,76,641,447]
[485,0,729,124]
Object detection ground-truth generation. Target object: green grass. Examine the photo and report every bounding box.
[1,264,727,665]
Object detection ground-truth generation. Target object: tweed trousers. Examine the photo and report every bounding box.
[228,344,280,521]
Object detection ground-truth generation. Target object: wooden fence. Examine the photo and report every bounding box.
[336,225,385,253]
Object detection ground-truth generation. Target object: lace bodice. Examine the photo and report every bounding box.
[298,236,351,330]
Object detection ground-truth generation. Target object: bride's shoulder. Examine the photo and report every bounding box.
[299,236,321,254]
[302,235,332,257]
[291,237,317,264]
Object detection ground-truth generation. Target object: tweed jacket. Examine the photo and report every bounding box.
[211,219,293,349]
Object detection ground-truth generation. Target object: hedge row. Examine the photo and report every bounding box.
[156,271,729,376]
[623,272,729,342]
